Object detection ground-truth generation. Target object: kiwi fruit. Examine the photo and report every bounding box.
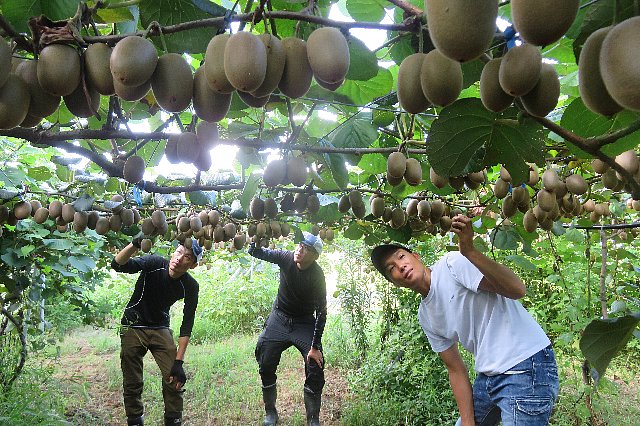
[206,210,219,227]
[114,75,150,101]
[338,195,351,213]
[493,179,509,200]
[94,217,109,235]
[190,215,203,233]
[502,195,517,218]
[287,156,308,187]
[33,207,49,224]
[37,44,81,96]
[352,202,366,219]
[511,185,529,204]
[499,43,542,97]
[440,215,453,232]
[578,27,623,116]
[20,113,42,128]
[280,192,295,212]
[0,75,30,129]
[13,201,32,220]
[420,49,462,107]
[72,211,88,232]
[256,222,267,238]
[537,189,556,212]
[224,32,267,93]
[601,168,620,189]
[47,200,62,219]
[280,222,291,237]
[542,169,560,191]
[307,194,320,214]
[425,0,498,62]
[591,159,609,174]
[250,197,265,219]
[122,155,145,184]
[404,158,422,185]
[120,209,134,227]
[430,200,445,223]
[84,43,115,95]
[177,216,190,233]
[204,34,235,94]
[0,38,11,88]
[193,66,232,122]
[449,176,465,191]
[252,34,286,98]
[387,152,407,179]
[14,60,61,118]
[164,134,180,164]
[600,17,640,111]
[279,38,313,99]
[194,148,213,172]
[397,53,429,114]
[520,63,560,117]
[109,214,123,232]
[238,90,270,108]
[371,196,385,217]
[316,77,344,91]
[234,233,247,250]
[325,228,334,241]
[110,36,158,87]
[293,192,309,213]
[512,0,579,46]
[223,222,237,241]
[151,53,193,113]
[348,190,363,208]
[306,27,350,85]
[615,150,639,175]
[149,210,165,229]
[523,209,538,233]
[390,208,407,229]
[64,81,100,118]
[406,199,419,217]
[565,174,588,195]
[264,159,287,187]
[417,200,431,221]
[86,211,100,230]
[177,132,200,164]
[196,121,219,150]
[28,200,41,216]
[480,58,514,113]
[264,198,278,219]
[429,168,448,189]
[60,203,76,223]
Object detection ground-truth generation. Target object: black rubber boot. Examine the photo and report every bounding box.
[262,384,278,425]
[304,390,321,426]
[127,415,144,426]
[164,414,181,425]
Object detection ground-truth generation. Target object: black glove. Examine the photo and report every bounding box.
[169,359,187,385]
[131,236,143,249]
[248,241,256,253]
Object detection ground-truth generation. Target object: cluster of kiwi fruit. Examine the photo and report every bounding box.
[338,190,367,219]
[164,121,219,171]
[0,24,350,130]
[579,16,640,115]
[263,156,308,187]
[429,168,487,192]
[204,27,349,108]
[247,219,291,247]
[386,151,422,186]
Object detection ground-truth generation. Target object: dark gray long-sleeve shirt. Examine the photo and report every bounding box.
[249,245,327,348]
[111,255,199,337]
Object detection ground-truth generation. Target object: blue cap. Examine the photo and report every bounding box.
[183,237,203,263]
[301,231,323,256]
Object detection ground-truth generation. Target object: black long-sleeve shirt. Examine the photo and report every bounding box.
[249,245,327,348]
[111,255,199,337]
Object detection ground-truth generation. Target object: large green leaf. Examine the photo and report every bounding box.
[330,118,379,150]
[139,0,226,54]
[325,153,350,190]
[345,37,379,81]
[345,0,386,22]
[427,99,546,185]
[336,68,394,105]
[239,173,261,212]
[560,98,640,157]
[357,153,387,175]
[579,313,640,383]
[489,225,521,250]
[0,0,81,33]
[187,190,217,206]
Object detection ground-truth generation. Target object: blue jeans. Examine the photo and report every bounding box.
[456,346,559,426]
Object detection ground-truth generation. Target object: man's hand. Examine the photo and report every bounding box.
[131,235,143,249]
[451,214,475,255]
[307,347,324,368]
[169,360,187,390]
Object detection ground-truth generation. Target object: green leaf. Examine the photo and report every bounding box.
[388,33,414,66]
[358,153,387,175]
[20,245,36,257]
[187,190,217,206]
[386,224,411,244]
[506,254,537,271]
[345,38,379,81]
[343,222,364,240]
[489,226,521,250]
[42,239,75,250]
[94,3,135,23]
[239,173,261,212]
[427,99,545,185]
[564,228,585,243]
[139,0,226,54]
[330,119,378,150]
[27,166,53,181]
[560,98,640,157]
[1,250,29,268]
[69,255,95,273]
[579,313,640,384]
[345,0,386,22]
[325,153,350,190]
[0,0,82,33]
[0,189,20,201]
[336,68,394,105]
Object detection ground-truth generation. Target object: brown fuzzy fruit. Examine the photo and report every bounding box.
[404,158,423,186]
[84,43,115,95]
[193,66,232,122]
[123,155,146,184]
[279,38,313,99]
[397,53,429,114]
[151,53,193,113]
[0,75,30,129]
[224,32,267,93]
[37,44,81,96]
[110,36,158,87]
[307,27,350,85]
[511,0,579,46]
[480,58,514,113]
[520,63,560,117]
[499,43,542,97]
[420,48,462,107]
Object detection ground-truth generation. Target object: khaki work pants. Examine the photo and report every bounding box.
[120,327,183,418]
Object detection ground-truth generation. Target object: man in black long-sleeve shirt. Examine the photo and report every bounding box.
[249,231,327,426]
[111,237,202,426]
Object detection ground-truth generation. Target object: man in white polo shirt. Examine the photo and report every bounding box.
[370,214,558,425]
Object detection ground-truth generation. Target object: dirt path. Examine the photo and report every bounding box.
[51,328,351,425]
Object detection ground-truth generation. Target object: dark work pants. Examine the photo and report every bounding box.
[255,308,325,394]
[120,327,183,418]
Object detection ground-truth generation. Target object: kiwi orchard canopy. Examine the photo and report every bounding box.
[0,0,639,256]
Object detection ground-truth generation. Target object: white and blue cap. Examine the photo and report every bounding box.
[183,237,204,263]
[301,231,323,256]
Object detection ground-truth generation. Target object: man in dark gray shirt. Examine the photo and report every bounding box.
[248,231,327,426]
[112,237,202,426]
